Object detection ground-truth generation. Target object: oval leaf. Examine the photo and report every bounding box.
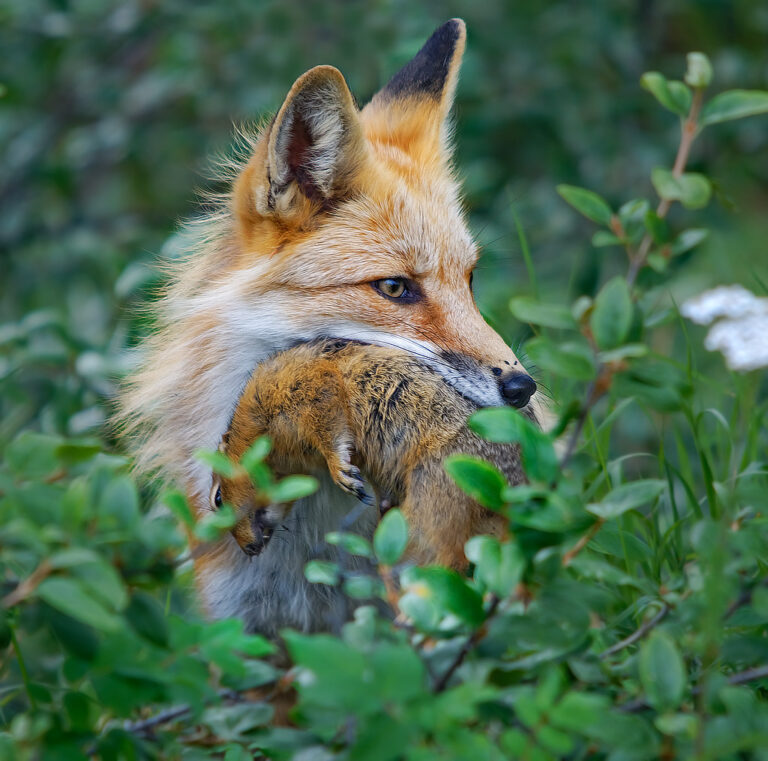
[406,567,485,627]
[556,185,613,226]
[269,475,318,503]
[37,577,121,632]
[469,408,559,484]
[651,169,711,210]
[509,297,576,329]
[700,89,768,126]
[639,631,686,712]
[524,337,596,381]
[374,508,408,565]
[444,455,507,510]
[641,72,691,116]
[590,277,633,351]
[587,479,665,519]
[304,560,340,586]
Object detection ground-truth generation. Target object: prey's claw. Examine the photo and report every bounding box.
[336,464,373,505]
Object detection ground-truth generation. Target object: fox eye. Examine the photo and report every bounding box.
[210,480,223,509]
[371,277,420,303]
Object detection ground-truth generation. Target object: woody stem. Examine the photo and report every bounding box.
[627,87,704,286]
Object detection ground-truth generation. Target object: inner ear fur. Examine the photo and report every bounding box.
[242,65,367,227]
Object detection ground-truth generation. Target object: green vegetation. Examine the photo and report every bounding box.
[2,3,767,759]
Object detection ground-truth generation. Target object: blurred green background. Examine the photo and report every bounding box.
[2,0,767,448]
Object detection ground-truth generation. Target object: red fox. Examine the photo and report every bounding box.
[213,341,527,574]
[118,20,541,634]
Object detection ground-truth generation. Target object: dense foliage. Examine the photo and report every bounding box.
[2,3,768,760]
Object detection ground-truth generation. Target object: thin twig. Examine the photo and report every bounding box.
[562,518,605,567]
[627,87,705,286]
[600,603,670,659]
[559,381,597,469]
[121,684,275,738]
[726,664,768,687]
[433,595,500,693]
[619,662,768,713]
[2,561,52,608]
[724,577,768,620]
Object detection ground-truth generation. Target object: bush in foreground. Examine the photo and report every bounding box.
[1,53,768,761]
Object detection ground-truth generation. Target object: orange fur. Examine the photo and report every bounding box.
[215,342,525,570]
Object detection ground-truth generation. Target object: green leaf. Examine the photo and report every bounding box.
[343,575,381,599]
[444,455,507,510]
[268,475,318,503]
[373,508,408,565]
[700,89,768,125]
[654,713,699,738]
[550,692,611,732]
[670,228,708,256]
[162,489,195,528]
[592,230,623,247]
[125,591,169,647]
[99,475,140,527]
[465,536,524,596]
[326,531,373,557]
[651,168,712,209]
[240,436,272,474]
[4,431,60,478]
[590,277,633,350]
[640,72,692,116]
[195,449,240,478]
[304,560,339,585]
[598,343,649,363]
[618,198,650,222]
[556,185,613,226]
[684,52,713,88]
[639,631,686,711]
[194,504,237,541]
[524,337,596,380]
[469,407,559,483]
[48,548,102,569]
[282,632,373,713]
[643,210,669,244]
[587,479,665,519]
[509,297,576,329]
[37,577,122,632]
[405,567,485,626]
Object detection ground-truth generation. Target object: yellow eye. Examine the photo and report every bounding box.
[372,277,410,300]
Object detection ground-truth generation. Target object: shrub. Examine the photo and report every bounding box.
[1,51,767,761]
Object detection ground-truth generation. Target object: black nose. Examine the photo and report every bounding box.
[500,372,536,408]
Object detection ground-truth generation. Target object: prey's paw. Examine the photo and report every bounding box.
[335,463,374,506]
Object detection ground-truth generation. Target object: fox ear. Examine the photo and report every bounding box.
[362,19,466,164]
[249,65,366,223]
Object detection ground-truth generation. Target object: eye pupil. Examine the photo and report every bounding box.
[383,279,404,297]
[214,487,222,508]
[374,278,408,299]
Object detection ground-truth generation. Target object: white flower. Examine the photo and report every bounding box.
[681,285,768,372]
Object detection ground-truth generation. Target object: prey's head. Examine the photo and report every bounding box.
[226,19,537,413]
[209,436,288,558]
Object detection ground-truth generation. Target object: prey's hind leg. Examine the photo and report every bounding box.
[290,363,372,506]
[314,426,372,506]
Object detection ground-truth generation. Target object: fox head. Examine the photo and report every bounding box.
[120,19,539,504]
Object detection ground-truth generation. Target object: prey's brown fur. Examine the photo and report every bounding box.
[216,341,526,569]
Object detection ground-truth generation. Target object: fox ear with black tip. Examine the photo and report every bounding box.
[361,18,467,166]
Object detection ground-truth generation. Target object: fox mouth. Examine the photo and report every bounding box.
[296,334,529,413]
